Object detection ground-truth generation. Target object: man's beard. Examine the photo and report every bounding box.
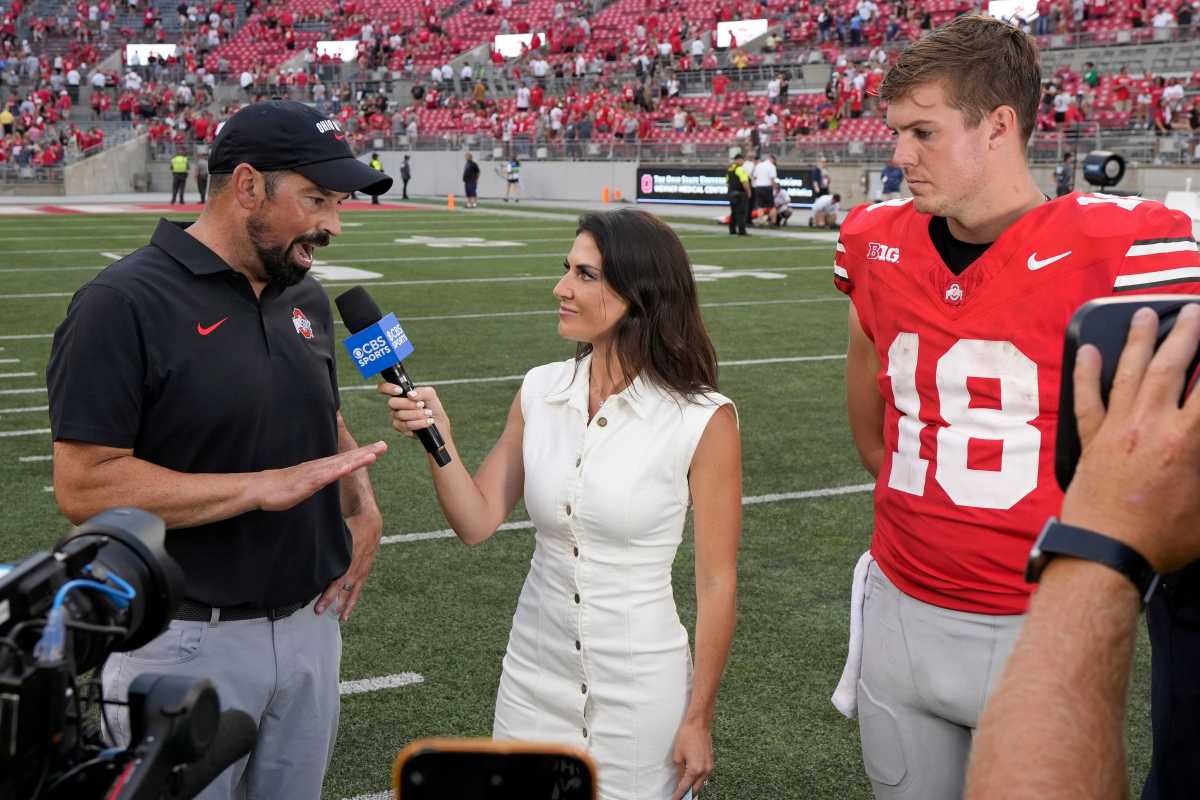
[246,212,330,288]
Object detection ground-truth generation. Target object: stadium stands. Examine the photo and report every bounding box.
[2,0,1200,184]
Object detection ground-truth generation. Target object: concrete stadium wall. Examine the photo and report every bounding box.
[822,163,1200,207]
[375,150,638,203]
[378,153,1199,207]
[64,134,151,195]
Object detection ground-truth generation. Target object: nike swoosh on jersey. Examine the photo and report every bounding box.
[1027,250,1072,271]
[197,317,229,336]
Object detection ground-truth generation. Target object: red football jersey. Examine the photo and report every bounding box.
[835,192,1200,614]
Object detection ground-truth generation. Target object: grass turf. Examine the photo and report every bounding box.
[0,206,1152,798]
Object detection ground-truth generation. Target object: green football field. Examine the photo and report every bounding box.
[0,202,1155,798]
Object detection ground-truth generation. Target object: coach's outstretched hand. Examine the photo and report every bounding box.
[254,441,388,513]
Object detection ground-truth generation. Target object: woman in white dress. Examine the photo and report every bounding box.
[378,209,742,800]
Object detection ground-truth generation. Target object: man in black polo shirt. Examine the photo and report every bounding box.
[46,100,394,800]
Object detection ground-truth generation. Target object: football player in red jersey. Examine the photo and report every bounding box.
[834,15,1200,800]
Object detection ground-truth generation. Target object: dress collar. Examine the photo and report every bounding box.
[543,354,658,420]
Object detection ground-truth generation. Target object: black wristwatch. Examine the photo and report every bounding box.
[1026,518,1160,606]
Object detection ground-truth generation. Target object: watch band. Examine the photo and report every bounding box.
[1026,518,1160,606]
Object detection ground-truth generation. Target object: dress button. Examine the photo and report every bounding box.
[574,593,580,604]
[565,504,572,516]
[581,683,588,694]
[597,417,607,427]
[575,457,581,467]
[582,727,588,738]
[573,546,579,557]
[575,640,581,650]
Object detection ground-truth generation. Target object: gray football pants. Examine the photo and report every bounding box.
[857,561,1024,800]
[102,597,342,800]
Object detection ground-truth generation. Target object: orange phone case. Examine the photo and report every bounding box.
[392,737,598,800]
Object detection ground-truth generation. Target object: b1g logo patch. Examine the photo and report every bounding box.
[292,307,314,339]
[867,242,901,263]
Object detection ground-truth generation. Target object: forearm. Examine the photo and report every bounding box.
[966,559,1139,800]
[685,575,737,727]
[54,448,257,529]
[421,431,505,545]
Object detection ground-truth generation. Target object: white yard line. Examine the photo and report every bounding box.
[0,230,738,246]
[340,353,846,393]
[380,483,873,547]
[0,243,833,276]
[0,405,47,413]
[18,454,52,462]
[0,427,50,437]
[0,372,35,379]
[339,672,425,696]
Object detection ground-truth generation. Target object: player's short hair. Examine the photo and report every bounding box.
[879,14,1041,145]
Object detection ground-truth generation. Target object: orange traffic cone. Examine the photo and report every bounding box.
[447,193,456,210]
[601,186,610,203]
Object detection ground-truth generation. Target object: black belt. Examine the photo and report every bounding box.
[173,598,310,622]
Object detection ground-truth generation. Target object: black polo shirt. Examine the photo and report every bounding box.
[47,219,348,609]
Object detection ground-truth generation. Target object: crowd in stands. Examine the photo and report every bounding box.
[0,85,106,169]
[0,0,1199,171]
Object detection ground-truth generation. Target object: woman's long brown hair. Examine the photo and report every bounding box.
[571,208,719,397]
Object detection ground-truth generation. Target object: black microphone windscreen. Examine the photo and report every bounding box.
[177,710,258,798]
[334,286,384,334]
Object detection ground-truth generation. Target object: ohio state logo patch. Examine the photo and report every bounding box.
[292,308,314,339]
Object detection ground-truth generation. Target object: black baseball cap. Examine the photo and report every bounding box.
[209,100,393,196]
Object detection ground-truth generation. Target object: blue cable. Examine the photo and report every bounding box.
[35,564,137,665]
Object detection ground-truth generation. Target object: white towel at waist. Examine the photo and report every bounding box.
[831,550,874,719]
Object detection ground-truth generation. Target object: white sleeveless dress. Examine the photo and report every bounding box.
[493,357,734,800]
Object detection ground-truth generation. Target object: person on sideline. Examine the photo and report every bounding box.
[1054,151,1075,197]
[809,192,840,228]
[726,152,751,235]
[834,16,1200,800]
[369,152,385,204]
[195,152,209,204]
[47,100,392,800]
[400,154,412,199]
[463,151,481,208]
[170,149,189,203]
[377,209,742,800]
[504,155,521,201]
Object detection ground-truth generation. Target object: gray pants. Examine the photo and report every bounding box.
[102,598,342,800]
[857,561,1023,800]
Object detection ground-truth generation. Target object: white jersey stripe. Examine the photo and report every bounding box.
[1125,240,1199,258]
[836,241,846,253]
[834,265,850,280]
[1114,266,1200,290]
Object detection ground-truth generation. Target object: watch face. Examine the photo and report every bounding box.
[1025,520,1056,584]
[1025,548,1049,584]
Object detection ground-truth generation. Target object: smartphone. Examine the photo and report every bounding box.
[1056,294,1200,490]
[393,738,597,800]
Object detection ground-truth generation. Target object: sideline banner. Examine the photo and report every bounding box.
[636,165,821,207]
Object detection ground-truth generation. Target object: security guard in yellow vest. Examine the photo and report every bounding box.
[170,152,189,204]
[369,153,384,205]
[726,152,751,236]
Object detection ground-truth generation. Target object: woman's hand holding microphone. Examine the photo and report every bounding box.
[377,383,452,441]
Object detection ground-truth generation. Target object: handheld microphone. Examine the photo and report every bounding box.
[174,710,258,799]
[334,287,452,467]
